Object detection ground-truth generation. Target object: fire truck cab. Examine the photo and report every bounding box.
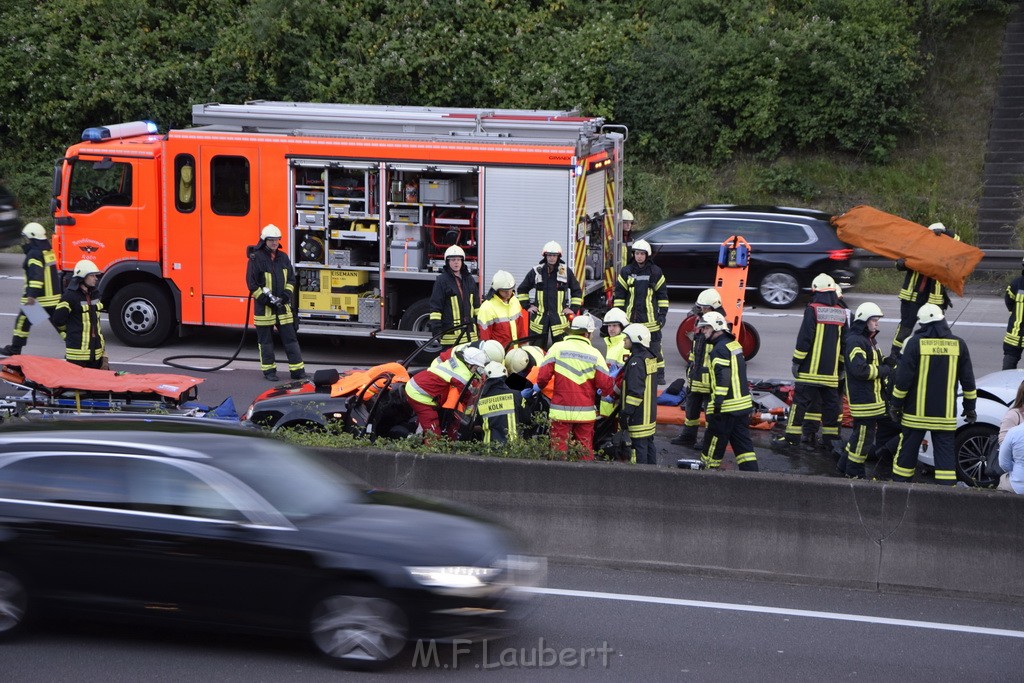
[50,102,626,347]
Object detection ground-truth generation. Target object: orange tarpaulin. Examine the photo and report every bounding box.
[330,362,410,398]
[831,205,984,297]
[0,355,202,399]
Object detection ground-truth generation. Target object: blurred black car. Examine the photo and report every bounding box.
[640,205,859,308]
[0,418,542,667]
[0,184,22,248]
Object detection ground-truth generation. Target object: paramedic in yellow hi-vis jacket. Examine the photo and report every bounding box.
[698,312,758,471]
[613,239,670,384]
[772,274,847,452]
[890,303,977,485]
[617,323,658,464]
[2,223,62,356]
[246,224,306,382]
[598,307,629,419]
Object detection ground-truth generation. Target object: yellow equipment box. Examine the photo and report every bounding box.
[298,269,371,317]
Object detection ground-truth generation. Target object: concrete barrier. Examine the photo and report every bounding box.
[317,448,1024,603]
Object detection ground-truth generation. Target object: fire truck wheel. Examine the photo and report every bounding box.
[109,282,175,347]
[398,299,441,353]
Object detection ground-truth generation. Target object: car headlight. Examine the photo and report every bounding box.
[406,566,502,594]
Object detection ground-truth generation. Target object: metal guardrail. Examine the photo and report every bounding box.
[853,248,1024,271]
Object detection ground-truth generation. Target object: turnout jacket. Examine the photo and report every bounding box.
[1004,273,1024,348]
[686,304,726,393]
[21,238,61,307]
[892,320,977,431]
[843,319,890,418]
[246,242,297,326]
[407,351,476,408]
[51,282,104,363]
[613,260,669,331]
[896,235,959,309]
[517,259,582,338]
[707,331,752,414]
[476,376,525,444]
[617,344,657,438]
[792,291,847,388]
[476,291,528,349]
[536,335,614,422]
[429,263,479,347]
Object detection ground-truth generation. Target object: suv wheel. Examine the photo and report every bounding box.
[758,270,801,308]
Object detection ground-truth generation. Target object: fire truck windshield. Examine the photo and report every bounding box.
[68,159,133,213]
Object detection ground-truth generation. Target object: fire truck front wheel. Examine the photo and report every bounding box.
[109,283,175,347]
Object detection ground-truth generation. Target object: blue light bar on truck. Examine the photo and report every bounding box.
[81,121,158,142]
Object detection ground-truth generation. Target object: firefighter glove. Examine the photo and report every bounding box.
[963,408,977,424]
[656,314,667,328]
[428,321,441,336]
[791,361,801,378]
[280,291,291,306]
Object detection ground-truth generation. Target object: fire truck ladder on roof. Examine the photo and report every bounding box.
[191,101,605,145]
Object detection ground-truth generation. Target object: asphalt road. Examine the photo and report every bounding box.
[0,252,1011,476]
[3,562,1022,680]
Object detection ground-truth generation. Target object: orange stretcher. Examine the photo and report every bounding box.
[831,205,984,296]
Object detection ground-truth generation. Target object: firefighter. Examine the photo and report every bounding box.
[618,323,658,465]
[1002,257,1024,370]
[517,241,582,347]
[601,307,630,372]
[671,288,726,448]
[51,260,105,369]
[613,239,669,384]
[2,223,62,356]
[476,361,525,444]
[429,245,479,349]
[840,302,891,479]
[889,222,958,361]
[246,224,305,382]
[890,303,977,485]
[406,346,489,439]
[699,311,758,471]
[772,273,847,451]
[536,315,614,459]
[477,270,528,349]
[621,209,635,243]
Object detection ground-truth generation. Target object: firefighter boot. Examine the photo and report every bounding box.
[263,369,279,382]
[1003,354,1019,371]
[770,434,799,449]
[670,426,698,448]
[291,370,309,380]
[0,345,22,356]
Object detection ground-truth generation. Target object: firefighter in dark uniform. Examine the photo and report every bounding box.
[246,224,306,382]
[517,241,582,347]
[889,222,957,361]
[2,223,62,356]
[613,239,670,384]
[429,245,479,349]
[699,311,758,471]
[772,274,847,451]
[51,260,105,369]
[476,361,525,444]
[618,323,658,465]
[672,288,726,448]
[890,303,977,484]
[1001,257,1024,370]
[840,302,891,478]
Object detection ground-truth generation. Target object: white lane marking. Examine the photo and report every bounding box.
[525,587,1024,639]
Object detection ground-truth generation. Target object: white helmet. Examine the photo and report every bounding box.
[811,273,837,292]
[484,361,507,379]
[444,245,466,260]
[21,222,46,240]
[260,224,282,240]
[623,323,651,346]
[570,315,595,334]
[73,259,101,278]
[522,345,545,366]
[461,347,488,370]
[917,303,945,324]
[928,222,947,233]
[478,339,505,364]
[854,302,884,323]
[603,307,628,326]
[696,288,721,308]
[542,241,562,256]
[504,347,530,375]
[621,209,635,222]
[632,239,652,256]
[491,270,516,290]
[697,311,729,332]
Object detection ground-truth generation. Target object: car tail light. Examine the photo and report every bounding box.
[828,248,853,261]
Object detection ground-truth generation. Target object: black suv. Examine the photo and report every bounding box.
[639,205,858,308]
[0,184,22,248]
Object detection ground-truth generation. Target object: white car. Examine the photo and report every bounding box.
[917,369,1021,486]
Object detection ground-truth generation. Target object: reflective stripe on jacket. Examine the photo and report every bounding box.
[891,321,977,431]
[708,334,752,414]
[844,319,887,418]
[618,345,657,438]
[477,293,528,348]
[792,296,847,388]
[517,260,582,337]
[613,261,669,331]
[536,335,613,422]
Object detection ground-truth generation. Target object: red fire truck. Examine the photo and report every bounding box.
[49,102,626,347]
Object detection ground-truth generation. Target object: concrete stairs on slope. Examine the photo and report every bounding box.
[979,5,1024,249]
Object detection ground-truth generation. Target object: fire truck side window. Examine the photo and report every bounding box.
[175,154,196,213]
[68,159,134,214]
[211,156,250,216]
